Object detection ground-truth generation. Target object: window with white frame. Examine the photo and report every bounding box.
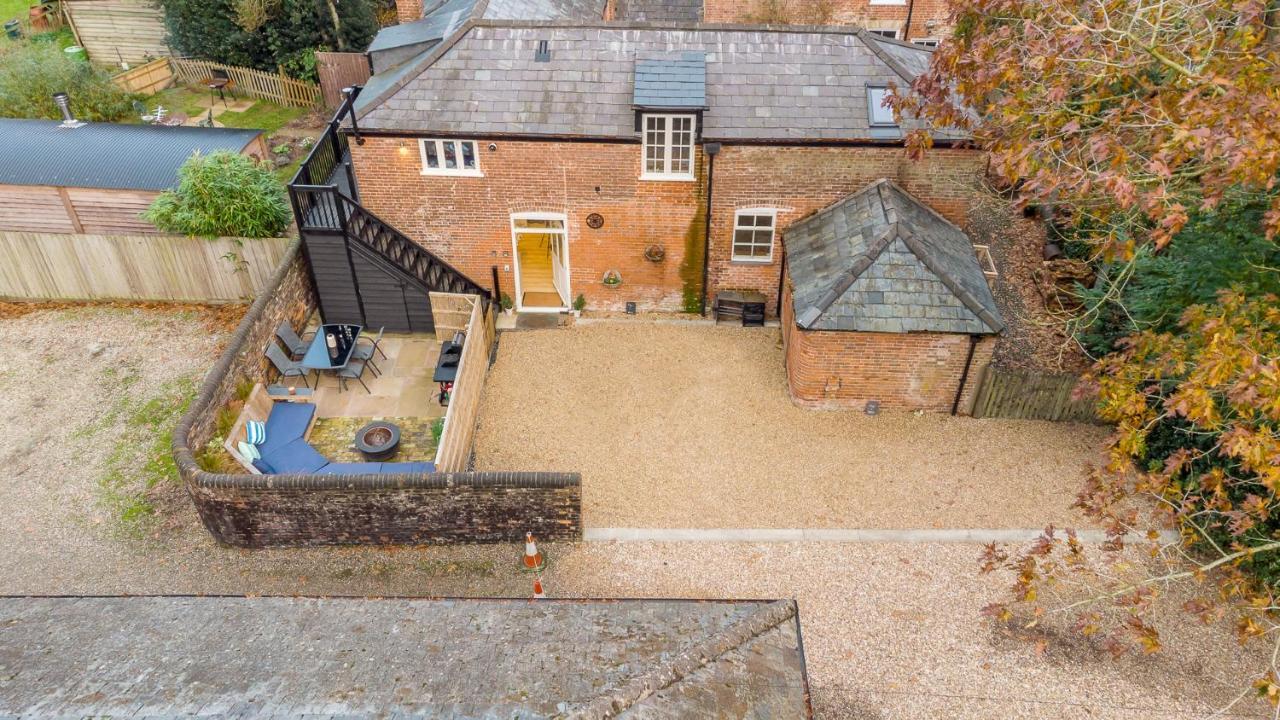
[868,29,899,38]
[912,38,940,48]
[866,86,896,127]
[419,139,482,176]
[732,209,777,261]
[641,114,696,180]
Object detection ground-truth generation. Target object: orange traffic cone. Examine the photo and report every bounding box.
[522,532,545,572]
[533,576,546,599]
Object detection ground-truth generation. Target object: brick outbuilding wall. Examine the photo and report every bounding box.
[351,136,984,318]
[701,0,954,40]
[780,281,994,413]
[350,137,706,313]
[707,145,985,317]
[395,0,423,23]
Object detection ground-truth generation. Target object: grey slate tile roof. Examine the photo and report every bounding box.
[0,120,263,191]
[368,0,476,51]
[633,51,707,108]
[357,22,950,142]
[481,0,607,20]
[615,0,702,22]
[0,595,810,719]
[787,179,1004,334]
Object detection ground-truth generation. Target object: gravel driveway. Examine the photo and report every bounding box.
[474,322,1109,529]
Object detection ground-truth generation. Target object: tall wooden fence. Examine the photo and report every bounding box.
[316,51,371,109]
[170,58,321,108]
[971,366,1099,423]
[432,294,496,472]
[62,0,166,66]
[111,56,173,94]
[0,231,290,303]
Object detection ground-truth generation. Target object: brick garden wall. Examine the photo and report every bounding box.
[701,0,954,40]
[708,145,985,318]
[780,280,995,413]
[350,137,706,313]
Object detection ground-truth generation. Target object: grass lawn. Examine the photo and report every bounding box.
[145,85,309,133]
[0,0,29,22]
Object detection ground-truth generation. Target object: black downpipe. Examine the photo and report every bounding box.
[698,142,721,316]
[775,248,786,319]
[951,334,981,416]
[902,0,916,41]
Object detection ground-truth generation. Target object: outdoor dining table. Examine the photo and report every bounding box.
[301,323,363,374]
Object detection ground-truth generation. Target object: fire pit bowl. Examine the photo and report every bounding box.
[354,421,401,461]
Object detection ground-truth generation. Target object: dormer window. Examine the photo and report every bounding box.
[641,113,695,181]
[866,87,897,127]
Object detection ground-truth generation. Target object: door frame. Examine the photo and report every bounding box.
[510,212,570,313]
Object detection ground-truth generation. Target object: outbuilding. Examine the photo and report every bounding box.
[781,179,1005,413]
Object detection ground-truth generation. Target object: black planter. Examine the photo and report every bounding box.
[354,422,401,461]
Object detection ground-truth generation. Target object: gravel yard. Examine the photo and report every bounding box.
[474,323,1109,529]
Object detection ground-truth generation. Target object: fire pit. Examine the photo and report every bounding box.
[354,421,401,461]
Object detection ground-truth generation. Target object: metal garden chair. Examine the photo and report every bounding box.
[266,342,311,388]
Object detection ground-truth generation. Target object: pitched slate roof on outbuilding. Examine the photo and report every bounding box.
[615,0,702,22]
[634,51,707,109]
[356,22,951,142]
[0,119,263,191]
[788,179,1004,334]
[480,0,606,20]
[0,595,812,718]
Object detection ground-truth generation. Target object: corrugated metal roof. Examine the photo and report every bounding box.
[787,179,1004,335]
[634,51,707,109]
[0,120,263,191]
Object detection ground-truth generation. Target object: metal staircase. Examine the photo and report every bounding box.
[287,87,492,330]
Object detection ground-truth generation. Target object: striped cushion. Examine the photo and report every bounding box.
[236,440,261,461]
[245,420,266,445]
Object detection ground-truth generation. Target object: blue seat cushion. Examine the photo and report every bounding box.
[315,462,385,475]
[261,437,329,474]
[259,401,316,457]
[251,457,275,474]
[381,461,435,474]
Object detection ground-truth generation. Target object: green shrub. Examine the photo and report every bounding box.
[143,150,292,238]
[0,43,135,122]
[430,417,444,446]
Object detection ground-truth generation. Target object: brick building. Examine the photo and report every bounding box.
[334,10,1003,412]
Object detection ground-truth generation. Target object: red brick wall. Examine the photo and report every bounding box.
[395,0,422,23]
[781,281,994,413]
[350,137,705,313]
[707,145,985,318]
[702,0,954,40]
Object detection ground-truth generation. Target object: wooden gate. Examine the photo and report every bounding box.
[316,52,371,109]
[971,367,1100,423]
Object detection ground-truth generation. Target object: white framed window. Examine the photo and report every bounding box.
[911,38,940,48]
[866,86,896,127]
[419,139,482,176]
[731,208,777,262]
[868,29,899,39]
[641,113,696,180]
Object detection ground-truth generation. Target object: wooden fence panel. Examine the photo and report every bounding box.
[316,52,371,109]
[111,57,174,94]
[169,58,321,108]
[63,0,167,66]
[433,297,495,472]
[0,231,290,302]
[971,366,1099,423]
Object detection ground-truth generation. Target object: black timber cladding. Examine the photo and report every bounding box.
[304,232,434,333]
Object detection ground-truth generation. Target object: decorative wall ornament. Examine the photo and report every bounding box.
[644,244,666,262]
[585,212,604,229]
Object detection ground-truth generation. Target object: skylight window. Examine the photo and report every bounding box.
[866,87,897,127]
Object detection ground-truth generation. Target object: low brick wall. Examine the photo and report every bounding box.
[174,238,583,548]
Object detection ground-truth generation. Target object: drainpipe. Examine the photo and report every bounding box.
[902,0,916,41]
[951,334,981,416]
[698,142,721,316]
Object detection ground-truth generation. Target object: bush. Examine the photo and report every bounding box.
[143,151,292,238]
[0,43,135,122]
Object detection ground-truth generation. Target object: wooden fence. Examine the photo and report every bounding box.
[970,366,1099,423]
[0,231,291,303]
[111,56,173,94]
[170,58,321,108]
[62,0,167,66]
[316,51,371,109]
[432,295,496,472]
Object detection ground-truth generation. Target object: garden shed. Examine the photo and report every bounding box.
[781,179,1005,414]
[62,0,169,67]
[0,119,266,234]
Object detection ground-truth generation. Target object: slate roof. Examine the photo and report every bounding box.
[0,120,263,191]
[615,0,702,22]
[787,179,1005,334]
[356,22,954,142]
[480,0,607,20]
[367,0,477,52]
[0,595,812,719]
[633,51,707,109]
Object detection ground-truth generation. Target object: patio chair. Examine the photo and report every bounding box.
[266,341,311,389]
[337,358,371,394]
[275,322,313,359]
[352,326,384,376]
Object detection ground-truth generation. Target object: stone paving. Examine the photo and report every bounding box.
[309,415,440,463]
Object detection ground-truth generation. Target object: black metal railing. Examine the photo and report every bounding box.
[290,87,357,190]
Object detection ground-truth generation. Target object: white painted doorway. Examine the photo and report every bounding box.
[510,213,570,312]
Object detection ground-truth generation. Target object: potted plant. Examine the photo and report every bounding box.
[500,292,514,316]
[602,270,622,289]
[572,293,586,318]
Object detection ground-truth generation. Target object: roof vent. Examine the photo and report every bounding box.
[534,39,550,62]
[52,92,85,129]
